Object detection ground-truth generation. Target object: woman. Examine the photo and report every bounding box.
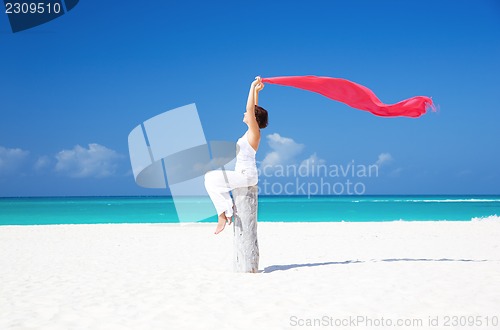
[204,76,268,234]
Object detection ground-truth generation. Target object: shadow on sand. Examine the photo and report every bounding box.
[261,258,490,273]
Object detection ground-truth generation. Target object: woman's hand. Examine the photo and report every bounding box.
[252,76,262,87]
[252,76,264,91]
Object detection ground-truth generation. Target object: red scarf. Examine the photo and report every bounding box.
[261,76,434,118]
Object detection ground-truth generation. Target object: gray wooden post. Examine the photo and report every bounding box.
[233,185,259,273]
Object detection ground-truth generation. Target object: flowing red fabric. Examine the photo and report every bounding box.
[261,76,434,118]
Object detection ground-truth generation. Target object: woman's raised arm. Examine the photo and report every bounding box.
[245,77,264,149]
[246,76,261,113]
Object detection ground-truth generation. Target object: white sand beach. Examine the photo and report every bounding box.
[1,221,499,330]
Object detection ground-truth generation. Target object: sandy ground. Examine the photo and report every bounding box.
[0,221,499,330]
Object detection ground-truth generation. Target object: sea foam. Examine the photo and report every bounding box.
[471,214,500,222]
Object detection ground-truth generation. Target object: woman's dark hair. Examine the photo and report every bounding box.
[255,105,268,129]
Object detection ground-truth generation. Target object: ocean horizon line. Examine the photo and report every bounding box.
[1,194,500,199]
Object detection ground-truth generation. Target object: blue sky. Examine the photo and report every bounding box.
[1,0,499,197]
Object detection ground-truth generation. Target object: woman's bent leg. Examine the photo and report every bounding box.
[204,171,234,217]
[204,169,256,234]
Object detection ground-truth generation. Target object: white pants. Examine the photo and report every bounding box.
[204,168,258,218]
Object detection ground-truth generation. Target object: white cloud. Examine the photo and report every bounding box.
[374,153,393,167]
[295,153,327,177]
[0,146,29,174]
[34,155,52,171]
[260,133,304,168]
[299,153,326,172]
[55,143,123,178]
[388,167,403,177]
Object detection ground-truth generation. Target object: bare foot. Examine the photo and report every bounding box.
[214,213,229,235]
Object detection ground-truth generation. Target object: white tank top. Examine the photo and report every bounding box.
[235,131,257,173]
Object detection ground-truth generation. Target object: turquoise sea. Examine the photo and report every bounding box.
[1,195,499,226]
